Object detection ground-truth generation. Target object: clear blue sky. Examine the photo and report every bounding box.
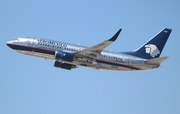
[1,0,180,114]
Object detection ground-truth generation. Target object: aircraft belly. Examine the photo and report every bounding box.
[16,50,81,65]
[16,50,54,59]
[101,65,131,70]
[79,62,131,70]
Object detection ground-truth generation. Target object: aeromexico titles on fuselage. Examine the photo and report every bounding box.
[36,38,125,64]
[38,39,67,49]
[6,28,172,71]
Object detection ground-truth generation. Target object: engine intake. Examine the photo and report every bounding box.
[55,51,74,62]
[54,61,76,70]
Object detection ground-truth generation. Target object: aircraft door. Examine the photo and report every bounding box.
[128,58,133,66]
[28,39,36,47]
[28,39,32,46]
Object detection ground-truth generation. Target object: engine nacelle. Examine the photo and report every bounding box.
[55,51,74,62]
[54,61,76,70]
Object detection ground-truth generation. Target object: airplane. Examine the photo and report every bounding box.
[6,28,172,71]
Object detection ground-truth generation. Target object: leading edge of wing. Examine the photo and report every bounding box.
[108,28,122,42]
[74,28,122,58]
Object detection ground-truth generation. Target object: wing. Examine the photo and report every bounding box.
[74,29,122,59]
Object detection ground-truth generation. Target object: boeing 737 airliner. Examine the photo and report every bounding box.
[6,28,172,71]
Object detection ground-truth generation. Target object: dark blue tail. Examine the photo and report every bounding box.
[123,28,172,59]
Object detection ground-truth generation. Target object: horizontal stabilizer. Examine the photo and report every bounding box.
[145,56,168,64]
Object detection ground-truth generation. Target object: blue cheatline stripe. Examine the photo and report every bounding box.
[7,44,55,55]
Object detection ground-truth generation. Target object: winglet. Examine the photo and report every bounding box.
[108,29,122,41]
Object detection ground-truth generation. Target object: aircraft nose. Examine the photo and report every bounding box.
[6,40,14,48]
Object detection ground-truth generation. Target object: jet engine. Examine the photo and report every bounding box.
[55,51,74,62]
[54,60,76,70]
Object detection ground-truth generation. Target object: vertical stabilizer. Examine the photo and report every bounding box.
[124,28,172,59]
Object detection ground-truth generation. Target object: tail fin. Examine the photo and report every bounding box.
[125,28,172,59]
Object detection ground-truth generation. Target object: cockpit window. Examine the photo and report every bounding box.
[15,38,37,43]
[16,38,29,42]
